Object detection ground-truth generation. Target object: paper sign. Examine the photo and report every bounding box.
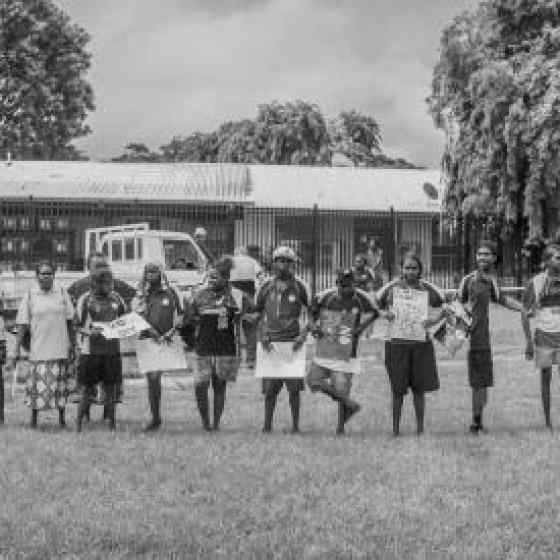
[315,309,355,361]
[92,312,152,340]
[255,341,306,379]
[135,336,189,374]
[391,288,428,341]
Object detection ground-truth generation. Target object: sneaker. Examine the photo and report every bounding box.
[469,423,481,434]
[143,420,161,432]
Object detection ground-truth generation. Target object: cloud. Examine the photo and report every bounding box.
[54,0,476,165]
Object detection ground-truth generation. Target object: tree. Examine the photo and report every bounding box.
[111,143,160,162]
[0,0,95,160]
[329,110,382,166]
[428,0,560,240]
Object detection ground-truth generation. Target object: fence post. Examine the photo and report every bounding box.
[311,204,318,297]
[388,206,396,280]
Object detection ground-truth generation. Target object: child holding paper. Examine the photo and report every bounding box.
[307,269,383,434]
[183,257,250,431]
[75,267,126,432]
[132,262,184,431]
[376,253,447,436]
[522,243,560,429]
[458,240,522,434]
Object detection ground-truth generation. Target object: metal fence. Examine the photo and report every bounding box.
[0,198,534,293]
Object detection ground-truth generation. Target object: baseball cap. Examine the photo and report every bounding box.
[272,246,297,262]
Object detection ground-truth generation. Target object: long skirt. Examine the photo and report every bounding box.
[25,360,70,410]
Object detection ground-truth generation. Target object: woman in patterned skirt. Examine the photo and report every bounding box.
[9,261,75,428]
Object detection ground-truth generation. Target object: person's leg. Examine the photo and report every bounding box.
[412,391,425,435]
[333,372,356,434]
[103,381,116,430]
[0,364,4,424]
[144,372,162,431]
[262,380,282,433]
[392,392,404,436]
[471,387,487,432]
[30,409,38,428]
[211,373,227,431]
[288,390,300,433]
[76,385,92,432]
[59,407,66,427]
[541,367,553,428]
[243,320,257,368]
[195,381,211,430]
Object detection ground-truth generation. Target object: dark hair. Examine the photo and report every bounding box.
[542,243,560,265]
[35,260,55,276]
[401,252,423,276]
[87,251,106,269]
[213,256,234,279]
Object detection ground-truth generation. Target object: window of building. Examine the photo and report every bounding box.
[20,216,30,230]
[163,239,201,270]
[55,240,68,255]
[111,240,122,262]
[39,218,52,231]
[56,218,69,230]
[3,217,16,230]
[125,239,135,260]
[101,241,109,258]
[137,238,143,260]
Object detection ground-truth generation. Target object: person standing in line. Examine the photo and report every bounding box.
[132,262,184,431]
[458,240,522,434]
[75,267,126,432]
[9,261,75,428]
[307,269,384,434]
[230,246,265,370]
[183,257,250,431]
[522,243,560,429]
[193,226,215,265]
[376,253,448,436]
[253,246,310,434]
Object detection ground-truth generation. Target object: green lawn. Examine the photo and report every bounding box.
[2,307,560,559]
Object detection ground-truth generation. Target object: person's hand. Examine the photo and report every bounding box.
[261,339,274,353]
[525,340,535,361]
[292,335,306,352]
[384,310,395,321]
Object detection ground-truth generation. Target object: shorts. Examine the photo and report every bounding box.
[194,354,240,384]
[77,354,123,387]
[306,363,352,397]
[385,340,439,396]
[261,378,305,394]
[468,348,493,388]
[535,346,560,369]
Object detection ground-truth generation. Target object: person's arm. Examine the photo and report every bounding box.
[521,281,535,359]
[8,293,30,369]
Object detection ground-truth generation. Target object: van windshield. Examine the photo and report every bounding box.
[163,239,202,270]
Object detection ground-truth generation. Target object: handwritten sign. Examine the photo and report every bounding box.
[391,288,428,341]
[92,312,152,340]
[255,342,306,379]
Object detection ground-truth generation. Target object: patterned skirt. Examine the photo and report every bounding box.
[25,360,71,410]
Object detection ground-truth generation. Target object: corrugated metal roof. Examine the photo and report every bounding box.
[0,161,443,212]
[247,165,443,212]
[0,161,252,203]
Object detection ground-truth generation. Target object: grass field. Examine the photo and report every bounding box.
[2,306,560,559]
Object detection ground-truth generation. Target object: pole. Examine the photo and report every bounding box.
[389,206,396,280]
[311,204,318,297]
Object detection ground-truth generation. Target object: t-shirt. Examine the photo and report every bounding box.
[255,277,310,342]
[351,267,377,292]
[67,275,136,306]
[523,272,560,347]
[458,271,502,349]
[376,278,444,343]
[16,284,74,361]
[185,286,245,356]
[311,287,378,359]
[76,291,126,355]
[133,286,182,336]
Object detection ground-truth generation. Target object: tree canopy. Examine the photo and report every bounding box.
[428,0,560,240]
[0,0,94,160]
[116,101,420,169]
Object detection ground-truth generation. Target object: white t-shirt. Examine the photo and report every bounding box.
[16,284,74,361]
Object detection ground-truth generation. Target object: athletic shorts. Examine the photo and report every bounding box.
[535,346,560,369]
[306,363,352,397]
[78,354,122,387]
[194,355,240,384]
[468,348,493,388]
[261,378,305,394]
[385,340,439,396]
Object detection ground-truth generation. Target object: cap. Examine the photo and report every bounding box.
[272,246,297,262]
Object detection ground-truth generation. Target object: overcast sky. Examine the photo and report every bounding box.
[54,0,477,166]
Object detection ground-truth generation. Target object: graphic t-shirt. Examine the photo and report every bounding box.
[76,291,126,355]
[255,277,310,342]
